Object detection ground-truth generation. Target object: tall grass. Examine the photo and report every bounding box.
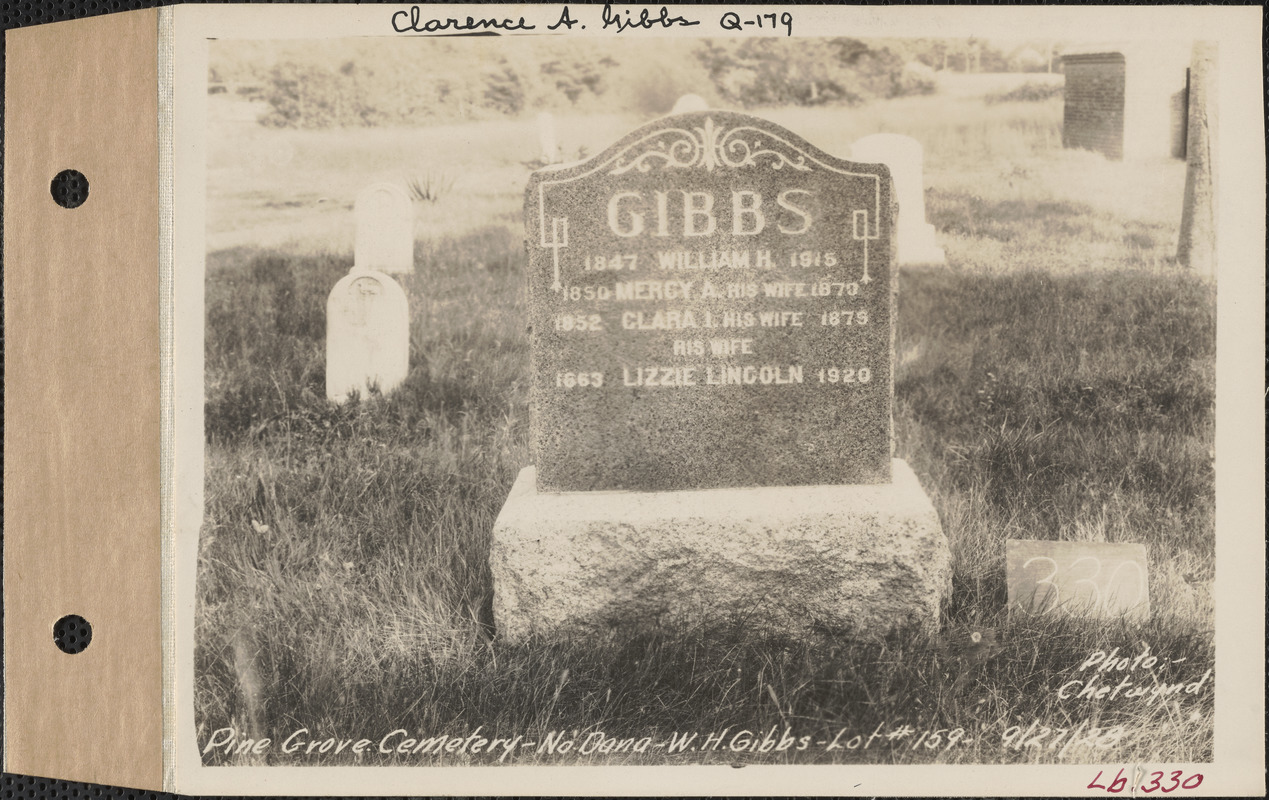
[198,255,1214,767]
[895,269,1214,624]
[197,96,1214,766]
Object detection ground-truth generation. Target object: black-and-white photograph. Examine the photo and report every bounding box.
[190,16,1227,778]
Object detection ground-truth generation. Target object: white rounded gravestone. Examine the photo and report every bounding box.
[536,111,560,164]
[850,134,946,266]
[354,182,415,275]
[325,270,409,403]
[671,94,709,114]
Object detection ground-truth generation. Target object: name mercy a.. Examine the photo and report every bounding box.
[622,365,805,387]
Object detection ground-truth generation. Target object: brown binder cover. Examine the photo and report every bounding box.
[3,8,163,791]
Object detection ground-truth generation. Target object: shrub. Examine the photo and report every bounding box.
[986,81,1064,105]
[895,61,939,97]
[407,171,455,204]
[248,39,933,128]
[259,61,375,129]
[623,58,720,117]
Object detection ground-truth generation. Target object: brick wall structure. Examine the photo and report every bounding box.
[1061,43,1192,161]
[1062,52,1127,160]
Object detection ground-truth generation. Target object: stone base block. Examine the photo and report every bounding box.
[490,459,951,643]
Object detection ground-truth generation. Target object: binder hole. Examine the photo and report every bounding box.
[50,169,89,209]
[53,614,92,654]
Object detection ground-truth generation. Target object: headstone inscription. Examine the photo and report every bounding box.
[325,270,409,403]
[492,109,951,644]
[526,110,895,492]
[850,134,946,267]
[354,182,415,275]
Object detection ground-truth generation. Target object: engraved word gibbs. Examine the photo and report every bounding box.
[526,110,895,491]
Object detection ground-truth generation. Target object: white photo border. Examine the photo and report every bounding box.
[170,5,1265,795]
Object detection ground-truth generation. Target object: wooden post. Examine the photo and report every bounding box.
[1177,42,1217,277]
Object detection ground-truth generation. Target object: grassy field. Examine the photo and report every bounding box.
[196,83,1215,766]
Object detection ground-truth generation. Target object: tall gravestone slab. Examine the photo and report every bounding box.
[536,111,560,165]
[850,134,945,267]
[528,111,894,492]
[492,110,950,643]
[325,269,409,403]
[354,182,415,275]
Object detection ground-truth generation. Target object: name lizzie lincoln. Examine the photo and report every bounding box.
[526,110,894,492]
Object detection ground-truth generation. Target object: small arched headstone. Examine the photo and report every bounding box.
[850,134,946,266]
[354,183,415,275]
[671,94,709,114]
[325,270,409,403]
[536,111,560,165]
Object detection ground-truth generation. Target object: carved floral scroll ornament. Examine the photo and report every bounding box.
[609,117,813,175]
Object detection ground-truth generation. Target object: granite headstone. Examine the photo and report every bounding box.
[494,110,949,644]
[525,110,895,491]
